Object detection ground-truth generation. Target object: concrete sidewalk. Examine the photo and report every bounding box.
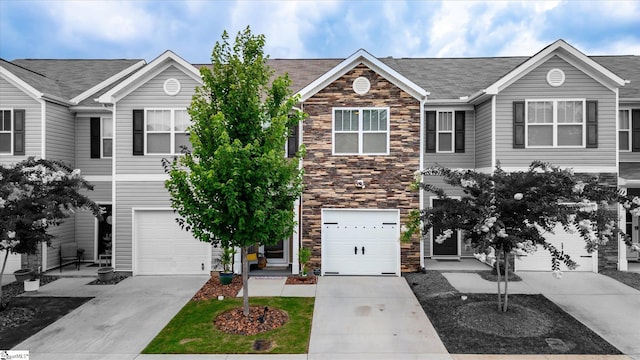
[307,276,450,360]
[236,276,316,297]
[443,271,640,360]
[14,275,209,360]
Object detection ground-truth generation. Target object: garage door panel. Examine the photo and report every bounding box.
[135,211,210,275]
[322,209,399,276]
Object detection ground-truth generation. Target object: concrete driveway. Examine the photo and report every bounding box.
[14,275,208,360]
[308,276,450,360]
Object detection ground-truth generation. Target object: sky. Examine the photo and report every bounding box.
[1,0,639,63]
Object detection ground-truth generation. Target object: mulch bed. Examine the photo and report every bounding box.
[0,296,92,349]
[285,275,317,285]
[1,276,59,305]
[192,273,243,301]
[406,271,621,354]
[86,274,130,285]
[215,306,289,335]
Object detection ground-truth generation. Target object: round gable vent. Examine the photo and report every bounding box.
[546,68,565,87]
[353,77,371,95]
[163,78,181,96]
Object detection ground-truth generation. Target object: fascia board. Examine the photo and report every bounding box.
[0,66,44,101]
[297,49,427,102]
[70,60,146,104]
[98,50,202,104]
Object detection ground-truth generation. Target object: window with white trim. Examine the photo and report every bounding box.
[437,111,454,152]
[0,109,12,154]
[101,117,113,158]
[526,99,585,147]
[145,109,192,154]
[333,108,389,155]
[619,109,631,151]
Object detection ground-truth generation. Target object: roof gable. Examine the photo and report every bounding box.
[98,50,202,103]
[296,49,428,102]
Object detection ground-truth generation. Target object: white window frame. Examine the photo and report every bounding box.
[332,107,390,155]
[525,99,586,148]
[436,110,455,153]
[0,108,13,155]
[101,116,113,158]
[619,108,631,152]
[144,108,191,155]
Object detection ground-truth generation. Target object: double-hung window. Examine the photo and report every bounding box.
[526,99,585,147]
[619,109,631,151]
[333,107,389,155]
[101,117,113,158]
[0,109,12,154]
[437,111,454,152]
[145,109,192,155]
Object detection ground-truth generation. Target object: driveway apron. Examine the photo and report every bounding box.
[518,272,640,359]
[308,276,450,360]
[13,275,208,360]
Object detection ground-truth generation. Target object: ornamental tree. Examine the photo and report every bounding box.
[403,161,640,312]
[1,157,101,310]
[163,27,305,316]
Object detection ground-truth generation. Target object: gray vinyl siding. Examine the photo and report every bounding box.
[45,101,75,165]
[421,175,474,258]
[76,182,112,261]
[45,220,75,271]
[0,77,42,164]
[115,65,199,175]
[496,55,617,168]
[424,109,475,168]
[75,116,112,175]
[474,99,493,169]
[115,181,173,270]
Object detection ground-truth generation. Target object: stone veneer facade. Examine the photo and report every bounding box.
[301,64,422,273]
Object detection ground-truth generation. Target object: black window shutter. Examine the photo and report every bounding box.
[133,110,144,155]
[287,124,298,158]
[425,111,436,153]
[454,111,465,153]
[90,117,101,158]
[13,109,25,155]
[632,109,640,152]
[586,101,598,148]
[513,102,525,148]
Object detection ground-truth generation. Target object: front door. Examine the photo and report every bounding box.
[627,188,640,261]
[264,237,288,265]
[432,199,459,257]
[97,205,112,260]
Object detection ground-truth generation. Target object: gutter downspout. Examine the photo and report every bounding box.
[419,96,426,270]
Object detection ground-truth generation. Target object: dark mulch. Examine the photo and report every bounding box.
[406,272,621,354]
[86,274,130,285]
[478,270,522,282]
[215,306,289,335]
[601,269,640,291]
[192,273,243,301]
[285,275,317,285]
[0,296,92,349]
[1,276,59,305]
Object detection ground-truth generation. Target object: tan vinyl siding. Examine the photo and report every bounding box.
[115,65,199,174]
[0,77,42,163]
[496,55,617,168]
[45,101,75,165]
[76,182,112,261]
[474,99,493,169]
[75,116,112,175]
[424,109,475,168]
[115,181,173,270]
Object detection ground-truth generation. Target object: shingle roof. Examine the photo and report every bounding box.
[0,58,63,97]
[593,56,640,99]
[8,59,143,100]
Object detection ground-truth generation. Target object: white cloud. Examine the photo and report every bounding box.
[47,1,155,43]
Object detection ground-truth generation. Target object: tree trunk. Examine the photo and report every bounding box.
[503,250,509,312]
[495,250,502,311]
[241,246,249,316]
[0,250,9,310]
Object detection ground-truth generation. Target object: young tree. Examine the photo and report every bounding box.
[403,161,640,312]
[1,157,101,309]
[163,27,305,316]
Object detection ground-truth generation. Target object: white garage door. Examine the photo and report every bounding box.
[515,224,595,272]
[134,210,211,275]
[1,250,22,274]
[322,209,400,276]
